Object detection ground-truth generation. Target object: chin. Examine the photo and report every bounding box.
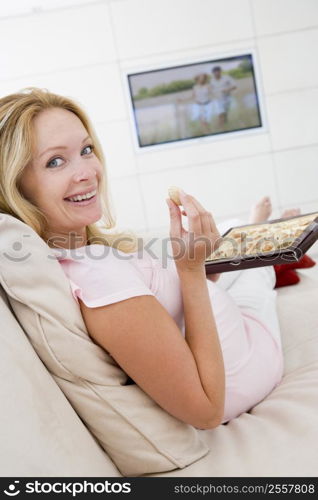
[82,215,101,227]
[85,208,103,226]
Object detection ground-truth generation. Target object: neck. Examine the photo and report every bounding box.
[45,228,88,249]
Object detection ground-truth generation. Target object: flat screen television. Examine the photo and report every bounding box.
[126,51,265,150]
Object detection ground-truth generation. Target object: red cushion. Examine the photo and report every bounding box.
[274,269,300,288]
[275,254,316,274]
[293,254,316,269]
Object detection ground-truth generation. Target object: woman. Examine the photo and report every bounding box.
[0,88,298,429]
[190,73,214,134]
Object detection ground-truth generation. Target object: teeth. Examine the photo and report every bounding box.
[68,189,96,202]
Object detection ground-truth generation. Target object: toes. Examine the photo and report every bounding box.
[260,196,271,205]
[282,208,301,218]
[290,208,300,215]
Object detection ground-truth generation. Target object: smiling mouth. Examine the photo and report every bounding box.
[64,188,99,206]
[64,196,96,205]
[64,188,97,202]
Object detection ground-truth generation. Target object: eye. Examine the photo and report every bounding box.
[46,157,64,168]
[81,144,94,156]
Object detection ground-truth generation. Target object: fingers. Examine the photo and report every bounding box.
[179,191,202,235]
[166,198,182,238]
[168,189,219,244]
[188,195,214,235]
[191,195,219,235]
[207,211,220,237]
[179,191,214,236]
[206,273,221,282]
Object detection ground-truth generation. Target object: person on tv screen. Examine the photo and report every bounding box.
[190,73,214,134]
[210,66,237,129]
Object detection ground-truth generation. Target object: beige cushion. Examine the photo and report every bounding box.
[0,289,119,477]
[0,214,208,477]
[151,271,318,477]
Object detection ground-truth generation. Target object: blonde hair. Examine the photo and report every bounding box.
[0,87,138,252]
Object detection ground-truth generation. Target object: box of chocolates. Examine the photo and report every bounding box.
[205,211,318,274]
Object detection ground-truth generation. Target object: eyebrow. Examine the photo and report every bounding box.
[38,135,91,159]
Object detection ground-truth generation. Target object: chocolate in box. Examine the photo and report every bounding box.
[205,211,318,274]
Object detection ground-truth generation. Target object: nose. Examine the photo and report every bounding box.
[72,160,97,183]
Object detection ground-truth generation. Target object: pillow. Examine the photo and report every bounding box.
[274,269,300,288]
[274,254,316,274]
[0,214,209,477]
[274,255,316,288]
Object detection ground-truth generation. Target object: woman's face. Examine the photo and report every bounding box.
[197,74,206,85]
[19,107,103,246]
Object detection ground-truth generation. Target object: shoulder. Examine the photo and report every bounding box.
[52,244,136,264]
[52,244,154,308]
[51,244,142,282]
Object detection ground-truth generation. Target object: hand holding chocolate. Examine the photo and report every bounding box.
[168,186,182,206]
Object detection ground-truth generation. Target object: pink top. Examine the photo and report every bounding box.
[52,244,185,332]
[52,244,283,423]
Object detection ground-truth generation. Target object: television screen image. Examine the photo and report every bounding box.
[127,53,263,148]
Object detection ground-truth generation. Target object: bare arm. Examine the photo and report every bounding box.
[179,267,225,421]
[224,81,237,95]
[79,294,223,430]
[166,191,225,425]
[79,191,225,430]
[177,89,196,104]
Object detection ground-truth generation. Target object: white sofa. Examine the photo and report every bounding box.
[1,240,318,477]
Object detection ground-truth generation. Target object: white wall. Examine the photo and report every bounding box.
[1,0,317,235]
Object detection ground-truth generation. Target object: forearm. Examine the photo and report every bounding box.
[178,268,225,421]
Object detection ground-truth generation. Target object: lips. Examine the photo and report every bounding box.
[67,192,96,203]
[64,187,98,207]
[64,187,97,201]
[64,193,97,206]
[64,194,98,207]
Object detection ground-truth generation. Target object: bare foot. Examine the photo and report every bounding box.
[281,208,301,219]
[249,196,272,223]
